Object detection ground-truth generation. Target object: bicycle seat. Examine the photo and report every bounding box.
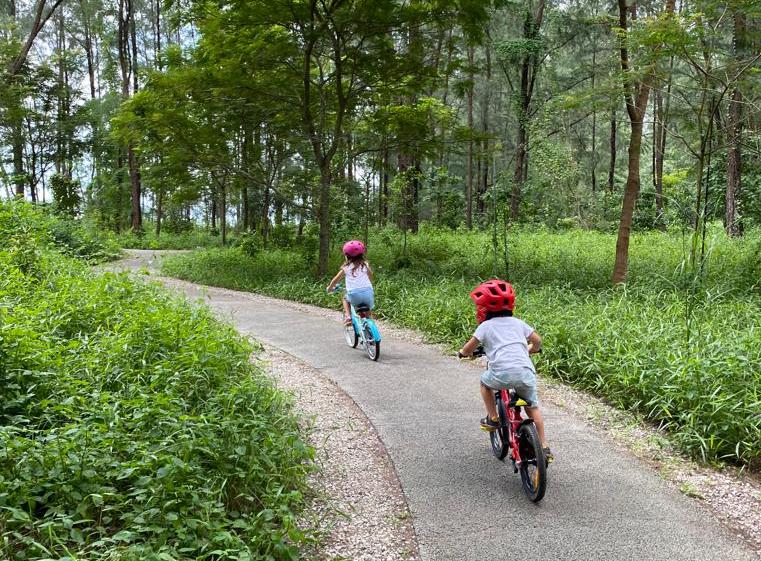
[355,304,371,313]
[508,391,532,407]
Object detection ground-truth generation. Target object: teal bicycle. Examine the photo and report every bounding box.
[330,284,381,361]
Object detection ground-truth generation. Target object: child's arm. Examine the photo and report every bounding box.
[326,268,345,292]
[527,331,542,354]
[458,336,481,358]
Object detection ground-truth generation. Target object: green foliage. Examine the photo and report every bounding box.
[236,231,263,257]
[162,226,761,466]
[0,200,121,264]
[50,173,83,217]
[116,226,227,250]
[0,221,313,560]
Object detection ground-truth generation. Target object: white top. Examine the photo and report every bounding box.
[474,316,535,373]
[343,263,372,291]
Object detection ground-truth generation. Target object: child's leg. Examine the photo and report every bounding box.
[479,383,498,420]
[342,297,351,320]
[525,406,547,448]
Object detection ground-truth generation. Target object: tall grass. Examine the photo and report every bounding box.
[0,206,313,560]
[161,226,761,467]
[116,226,231,250]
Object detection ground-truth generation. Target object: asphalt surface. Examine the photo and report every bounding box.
[112,250,758,561]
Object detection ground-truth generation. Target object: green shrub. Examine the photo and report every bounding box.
[236,231,263,258]
[0,200,121,263]
[0,228,313,560]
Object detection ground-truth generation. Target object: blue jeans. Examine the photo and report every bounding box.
[345,287,375,309]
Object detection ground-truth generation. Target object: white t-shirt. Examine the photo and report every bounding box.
[474,316,536,373]
[343,263,372,291]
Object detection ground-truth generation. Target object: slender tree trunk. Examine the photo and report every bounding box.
[726,12,746,237]
[510,0,545,221]
[241,124,251,230]
[12,120,24,198]
[317,163,331,275]
[220,179,227,245]
[80,0,96,100]
[466,45,474,229]
[381,146,389,224]
[7,0,65,77]
[156,190,163,237]
[612,0,676,284]
[591,46,597,193]
[608,105,617,190]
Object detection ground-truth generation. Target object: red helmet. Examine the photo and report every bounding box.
[343,240,366,257]
[470,279,515,324]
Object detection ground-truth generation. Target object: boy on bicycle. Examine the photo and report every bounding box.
[459,279,553,463]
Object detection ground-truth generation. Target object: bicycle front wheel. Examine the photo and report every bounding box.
[363,324,380,361]
[518,423,547,502]
[489,398,510,460]
[345,323,359,348]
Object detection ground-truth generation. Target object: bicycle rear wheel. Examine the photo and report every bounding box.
[489,397,510,459]
[344,323,358,348]
[518,423,547,502]
[363,324,380,361]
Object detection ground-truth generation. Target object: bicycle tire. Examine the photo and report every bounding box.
[517,423,547,502]
[363,324,380,361]
[345,324,359,348]
[489,397,510,460]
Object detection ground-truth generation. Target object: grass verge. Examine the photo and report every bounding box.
[160,234,761,468]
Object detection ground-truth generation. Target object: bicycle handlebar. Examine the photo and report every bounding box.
[458,346,541,359]
[458,346,486,359]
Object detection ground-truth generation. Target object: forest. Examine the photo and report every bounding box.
[1,0,758,276]
[1,0,761,559]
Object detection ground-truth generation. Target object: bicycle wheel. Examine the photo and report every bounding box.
[344,323,358,348]
[489,397,510,460]
[362,324,380,361]
[517,423,547,502]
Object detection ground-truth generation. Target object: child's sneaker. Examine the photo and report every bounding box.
[479,416,500,431]
[543,447,554,465]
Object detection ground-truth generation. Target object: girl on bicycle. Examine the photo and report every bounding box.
[458,279,553,463]
[326,240,374,325]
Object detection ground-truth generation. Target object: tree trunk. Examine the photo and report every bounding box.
[591,45,597,193]
[466,45,474,229]
[381,146,389,225]
[510,0,545,221]
[156,190,163,237]
[220,179,227,245]
[317,164,331,276]
[726,12,746,237]
[511,123,527,219]
[12,120,24,198]
[612,0,676,284]
[608,105,617,191]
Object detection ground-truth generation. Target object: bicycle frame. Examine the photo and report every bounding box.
[331,283,381,360]
[495,388,532,471]
[348,302,382,344]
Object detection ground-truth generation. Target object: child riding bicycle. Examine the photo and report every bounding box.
[459,279,553,463]
[326,240,374,325]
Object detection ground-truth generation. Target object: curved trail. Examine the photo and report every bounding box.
[113,251,757,561]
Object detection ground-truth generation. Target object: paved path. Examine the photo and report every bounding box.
[113,250,757,561]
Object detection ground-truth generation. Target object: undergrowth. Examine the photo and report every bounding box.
[160,227,761,467]
[0,204,313,560]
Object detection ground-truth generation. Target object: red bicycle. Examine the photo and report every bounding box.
[461,347,547,502]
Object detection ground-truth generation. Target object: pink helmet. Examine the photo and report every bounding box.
[343,240,366,257]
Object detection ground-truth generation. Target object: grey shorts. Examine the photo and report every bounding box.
[480,366,539,406]
[345,287,374,309]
